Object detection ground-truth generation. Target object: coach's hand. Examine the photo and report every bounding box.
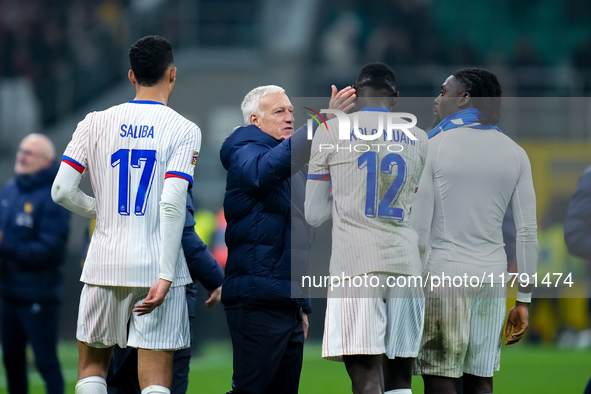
[302,313,309,339]
[133,279,172,316]
[205,286,221,307]
[327,85,356,119]
[505,302,529,345]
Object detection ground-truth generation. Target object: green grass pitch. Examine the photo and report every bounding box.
[0,341,589,393]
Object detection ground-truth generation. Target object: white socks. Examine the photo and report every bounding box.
[386,390,412,394]
[141,385,171,394]
[75,377,169,394]
[75,376,107,394]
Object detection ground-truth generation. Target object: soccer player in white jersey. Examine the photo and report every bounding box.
[51,36,201,394]
[305,63,428,394]
[412,68,538,394]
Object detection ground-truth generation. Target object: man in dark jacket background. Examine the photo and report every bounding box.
[564,164,591,394]
[565,164,591,263]
[220,84,354,393]
[0,133,70,394]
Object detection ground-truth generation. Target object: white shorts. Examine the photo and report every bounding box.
[416,282,506,378]
[76,284,190,351]
[322,273,424,361]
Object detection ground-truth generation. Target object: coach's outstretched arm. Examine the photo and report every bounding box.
[51,162,96,218]
[134,177,188,316]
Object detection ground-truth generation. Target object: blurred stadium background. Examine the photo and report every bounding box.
[1,0,591,392]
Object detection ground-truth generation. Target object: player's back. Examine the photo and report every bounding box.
[424,127,531,278]
[68,101,199,287]
[316,109,428,277]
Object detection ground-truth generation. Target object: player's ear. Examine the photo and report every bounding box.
[128,70,136,85]
[390,91,399,110]
[459,92,471,108]
[169,67,177,84]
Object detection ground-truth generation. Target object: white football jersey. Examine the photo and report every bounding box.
[308,108,428,277]
[412,125,538,282]
[62,100,201,287]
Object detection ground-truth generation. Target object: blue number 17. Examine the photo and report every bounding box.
[358,152,407,220]
[111,149,157,216]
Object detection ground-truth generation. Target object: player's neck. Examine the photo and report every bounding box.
[133,86,170,106]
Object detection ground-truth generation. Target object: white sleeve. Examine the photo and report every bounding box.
[511,148,538,297]
[165,125,201,186]
[305,117,336,227]
[412,144,435,265]
[51,162,96,218]
[159,176,189,282]
[63,113,91,170]
[305,179,332,227]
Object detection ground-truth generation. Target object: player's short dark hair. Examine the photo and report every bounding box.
[355,62,397,95]
[452,67,502,126]
[129,35,174,87]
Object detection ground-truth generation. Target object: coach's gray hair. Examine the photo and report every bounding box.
[241,85,285,124]
[21,133,56,160]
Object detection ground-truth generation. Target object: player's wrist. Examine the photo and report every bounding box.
[516,290,532,305]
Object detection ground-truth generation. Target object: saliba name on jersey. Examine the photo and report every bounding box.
[120,124,155,139]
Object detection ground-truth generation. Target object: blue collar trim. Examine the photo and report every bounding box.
[128,100,165,106]
[429,108,501,139]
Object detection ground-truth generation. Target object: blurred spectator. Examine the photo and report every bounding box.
[526,197,589,346]
[319,0,367,83]
[32,19,73,125]
[210,209,228,269]
[365,0,437,66]
[564,165,591,330]
[511,37,546,96]
[571,38,591,94]
[0,78,42,151]
[366,26,414,66]
[566,0,591,25]
[445,40,482,66]
[193,207,217,246]
[511,38,543,68]
[565,164,591,254]
[0,0,129,126]
[321,11,362,66]
[0,133,70,394]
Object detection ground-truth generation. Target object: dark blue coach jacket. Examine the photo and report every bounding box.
[0,161,70,303]
[565,165,591,261]
[220,124,313,313]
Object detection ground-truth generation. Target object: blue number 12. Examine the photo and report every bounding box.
[111,149,157,216]
[358,152,407,221]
